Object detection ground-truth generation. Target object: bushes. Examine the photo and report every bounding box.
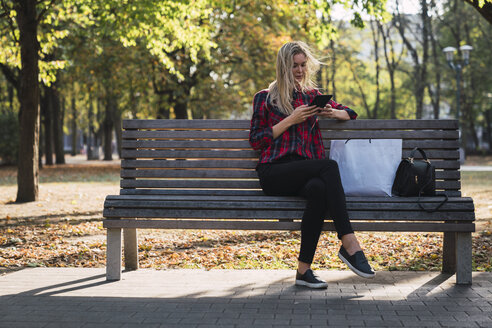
[0,111,19,165]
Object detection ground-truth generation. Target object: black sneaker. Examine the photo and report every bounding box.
[295,269,328,289]
[338,246,375,279]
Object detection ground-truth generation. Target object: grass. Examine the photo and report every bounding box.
[0,164,120,186]
[461,171,492,187]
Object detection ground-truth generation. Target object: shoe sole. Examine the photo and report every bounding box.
[295,279,328,289]
[338,252,375,279]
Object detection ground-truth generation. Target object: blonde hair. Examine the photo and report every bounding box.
[268,41,322,115]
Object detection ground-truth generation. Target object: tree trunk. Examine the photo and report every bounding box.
[15,0,40,203]
[156,93,170,119]
[329,38,337,100]
[394,1,429,119]
[41,87,53,165]
[389,71,396,119]
[51,82,65,164]
[370,20,381,119]
[417,0,430,119]
[71,93,77,156]
[379,20,399,119]
[428,1,441,119]
[112,102,122,159]
[174,98,188,119]
[465,103,480,151]
[485,109,492,154]
[87,94,94,160]
[103,94,115,160]
[463,0,492,25]
[38,113,43,169]
[8,83,14,112]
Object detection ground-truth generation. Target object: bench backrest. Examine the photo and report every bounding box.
[120,119,461,197]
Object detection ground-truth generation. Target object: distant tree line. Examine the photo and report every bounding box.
[0,0,491,202]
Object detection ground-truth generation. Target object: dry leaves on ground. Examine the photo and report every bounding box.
[1,220,491,274]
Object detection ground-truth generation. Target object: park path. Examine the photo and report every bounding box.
[0,268,491,327]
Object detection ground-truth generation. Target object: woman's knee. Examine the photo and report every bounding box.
[320,159,341,177]
[300,178,326,200]
[324,159,339,170]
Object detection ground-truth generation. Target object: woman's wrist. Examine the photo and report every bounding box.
[335,110,350,121]
[272,116,293,139]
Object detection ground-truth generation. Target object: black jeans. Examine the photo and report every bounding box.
[257,157,354,264]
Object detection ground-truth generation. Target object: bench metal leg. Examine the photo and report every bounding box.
[442,232,456,273]
[107,228,122,281]
[124,225,139,271]
[456,232,472,285]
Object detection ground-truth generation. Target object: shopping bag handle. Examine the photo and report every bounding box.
[344,138,372,144]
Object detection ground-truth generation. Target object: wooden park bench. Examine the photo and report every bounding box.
[103,119,475,284]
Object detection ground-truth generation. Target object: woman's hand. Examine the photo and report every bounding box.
[318,104,350,121]
[272,104,318,139]
[287,104,318,125]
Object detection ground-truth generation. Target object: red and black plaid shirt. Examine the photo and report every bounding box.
[249,89,357,164]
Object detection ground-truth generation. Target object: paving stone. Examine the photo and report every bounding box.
[0,269,491,328]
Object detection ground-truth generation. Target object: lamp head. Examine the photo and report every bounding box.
[443,46,456,63]
[459,45,473,64]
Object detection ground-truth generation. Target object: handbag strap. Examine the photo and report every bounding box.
[417,169,448,213]
[409,147,430,162]
[418,192,449,213]
[406,147,448,212]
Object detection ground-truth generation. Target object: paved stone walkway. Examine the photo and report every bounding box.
[0,268,491,328]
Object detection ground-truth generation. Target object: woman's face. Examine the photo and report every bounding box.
[292,53,307,84]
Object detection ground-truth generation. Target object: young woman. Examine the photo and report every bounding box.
[249,41,374,289]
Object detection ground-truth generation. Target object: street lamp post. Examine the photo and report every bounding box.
[442,45,473,120]
[443,45,472,164]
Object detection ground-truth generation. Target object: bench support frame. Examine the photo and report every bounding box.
[123,219,139,271]
[456,232,472,284]
[107,227,122,281]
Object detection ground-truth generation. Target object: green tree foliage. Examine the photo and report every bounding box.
[2,0,492,202]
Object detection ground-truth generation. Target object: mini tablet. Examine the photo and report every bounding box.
[309,95,333,108]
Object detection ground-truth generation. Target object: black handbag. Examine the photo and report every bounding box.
[392,147,448,212]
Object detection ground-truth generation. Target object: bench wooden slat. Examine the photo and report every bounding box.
[120,168,460,180]
[319,119,459,130]
[103,208,474,220]
[104,199,474,212]
[121,149,258,159]
[124,119,250,129]
[320,130,459,139]
[121,140,459,159]
[103,218,473,232]
[122,130,458,141]
[118,188,462,197]
[121,138,460,151]
[401,150,458,159]
[121,169,257,179]
[123,130,250,139]
[106,194,473,203]
[120,179,260,189]
[121,149,459,160]
[122,159,257,169]
[122,140,252,149]
[120,179,459,190]
[121,159,461,170]
[119,189,265,196]
[123,119,459,130]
